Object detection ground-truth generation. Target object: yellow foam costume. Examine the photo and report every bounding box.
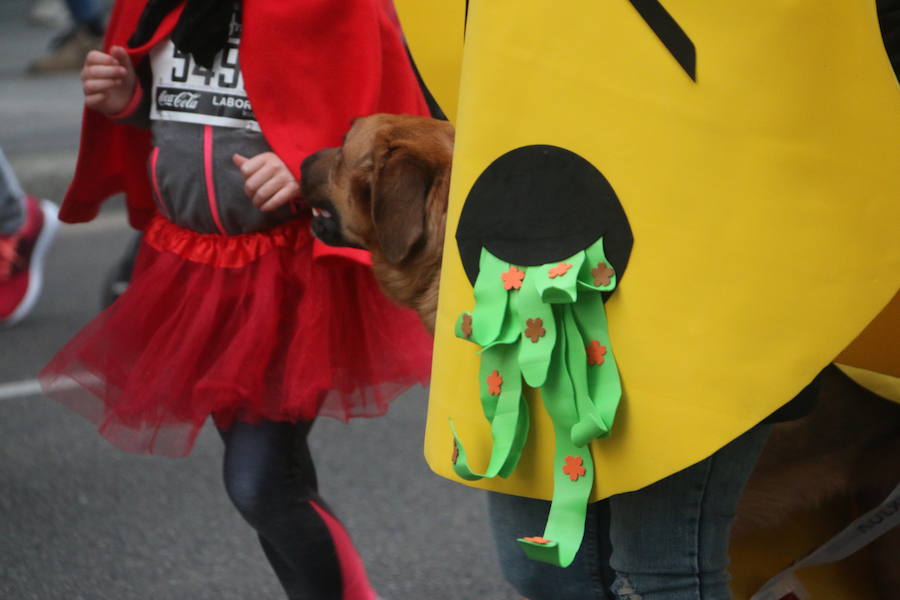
[396,0,899,589]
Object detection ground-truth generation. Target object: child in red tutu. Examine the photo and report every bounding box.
[39,1,432,598]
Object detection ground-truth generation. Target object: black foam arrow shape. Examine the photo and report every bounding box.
[627,0,696,81]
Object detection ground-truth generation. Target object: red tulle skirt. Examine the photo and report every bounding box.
[40,215,432,457]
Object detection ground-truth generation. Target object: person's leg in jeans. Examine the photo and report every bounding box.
[488,493,614,599]
[0,148,26,236]
[607,425,772,600]
[64,0,104,33]
[487,424,771,600]
[219,419,376,600]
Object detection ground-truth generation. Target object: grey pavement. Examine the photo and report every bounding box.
[0,3,519,599]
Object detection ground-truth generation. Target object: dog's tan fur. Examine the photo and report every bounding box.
[302,114,899,596]
[301,114,453,333]
[735,368,900,595]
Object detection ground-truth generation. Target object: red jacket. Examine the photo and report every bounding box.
[62,0,429,261]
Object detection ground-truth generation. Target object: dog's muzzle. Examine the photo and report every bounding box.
[301,150,363,249]
[309,204,352,247]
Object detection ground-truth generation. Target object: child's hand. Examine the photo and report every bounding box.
[233,152,301,212]
[81,46,137,115]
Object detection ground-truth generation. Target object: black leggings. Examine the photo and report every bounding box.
[218,419,349,600]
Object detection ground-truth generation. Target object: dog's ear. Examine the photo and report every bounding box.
[371,144,430,265]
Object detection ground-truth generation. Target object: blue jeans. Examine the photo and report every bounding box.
[64,0,103,24]
[488,424,772,600]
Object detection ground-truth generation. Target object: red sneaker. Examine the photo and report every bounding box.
[0,196,59,326]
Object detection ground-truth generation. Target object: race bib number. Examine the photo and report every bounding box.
[149,17,259,131]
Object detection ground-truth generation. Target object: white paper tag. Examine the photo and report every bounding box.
[750,481,900,600]
[149,13,259,131]
[751,573,810,600]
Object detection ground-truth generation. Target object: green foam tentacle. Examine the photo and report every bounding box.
[450,345,529,481]
[470,250,512,346]
[450,238,622,567]
[517,268,557,388]
[570,290,621,446]
[533,251,585,304]
[481,287,524,352]
[517,310,594,567]
[577,237,617,293]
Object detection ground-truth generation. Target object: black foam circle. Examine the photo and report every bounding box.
[455,145,633,287]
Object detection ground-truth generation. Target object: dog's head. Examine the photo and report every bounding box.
[300,113,454,265]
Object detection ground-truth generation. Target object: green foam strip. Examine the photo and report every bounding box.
[470,250,511,346]
[533,251,585,304]
[451,237,622,567]
[518,313,594,567]
[577,237,617,292]
[481,287,524,352]
[571,291,621,445]
[517,270,557,388]
[451,345,529,481]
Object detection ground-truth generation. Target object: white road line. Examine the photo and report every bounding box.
[0,377,78,401]
[0,379,43,400]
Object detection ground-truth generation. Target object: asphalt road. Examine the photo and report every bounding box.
[0,4,519,598]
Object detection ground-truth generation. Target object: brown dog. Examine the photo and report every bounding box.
[301,113,453,333]
[734,367,900,595]
[301,113,899,596]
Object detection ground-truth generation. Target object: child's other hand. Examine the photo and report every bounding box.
[81,46,137,115]
[233,152,301,212]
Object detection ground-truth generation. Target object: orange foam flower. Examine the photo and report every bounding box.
[548,262,572,279]
[501,266,525,290]
[562,455,586,481]
[524,318,546,343]
[460,313,473,338]
[522,536,552,545]
[586,340,607,366]
[591,262,614,287]
[486,370,503,395]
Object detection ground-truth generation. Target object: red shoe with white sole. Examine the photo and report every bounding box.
[0,196,59,326]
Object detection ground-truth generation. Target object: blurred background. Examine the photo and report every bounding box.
[0,1,518,598]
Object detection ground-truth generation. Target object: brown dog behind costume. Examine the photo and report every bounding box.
[301,113,899,596]
[302,114,453,334]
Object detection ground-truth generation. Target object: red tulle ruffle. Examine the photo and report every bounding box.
[40,217,432,457]
[144,214,311,268]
